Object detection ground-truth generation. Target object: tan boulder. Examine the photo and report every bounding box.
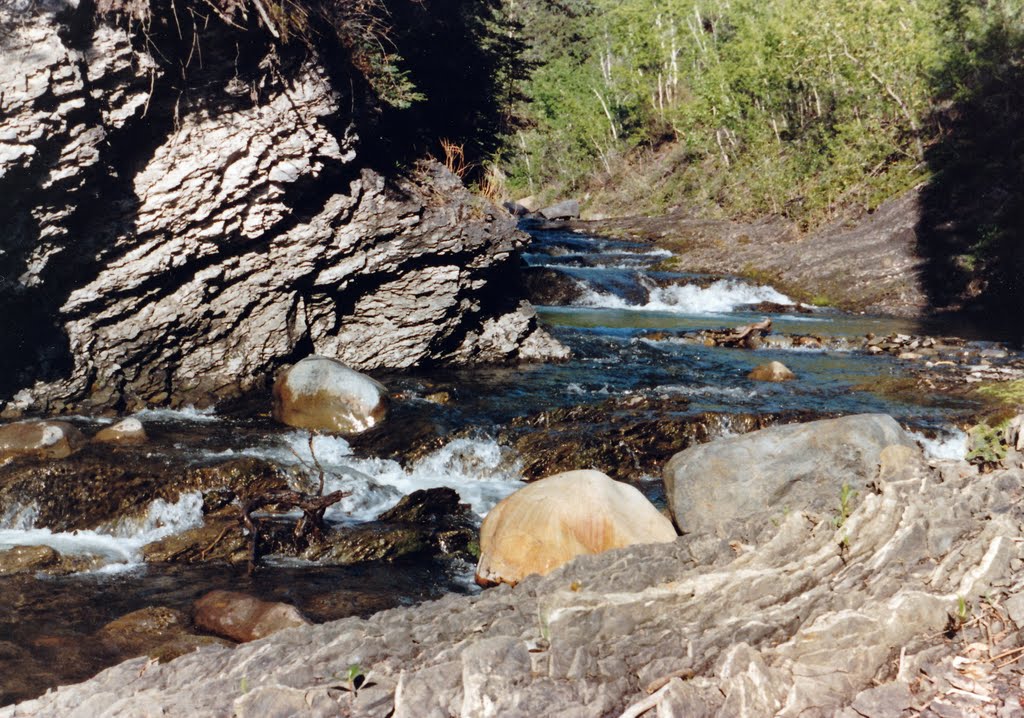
[94,417,148,445]
[475,469,677,586]
[272,355,389,434]
[193,590,310,643]
[0,420,85,461]
[747,360,796,382]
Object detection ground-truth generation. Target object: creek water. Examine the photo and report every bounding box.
[0,224,995,704]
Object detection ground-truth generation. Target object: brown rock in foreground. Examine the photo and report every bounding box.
[475,470,677,586]
[192,590,310,643]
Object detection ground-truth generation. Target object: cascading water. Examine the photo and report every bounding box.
[0,223,998,706]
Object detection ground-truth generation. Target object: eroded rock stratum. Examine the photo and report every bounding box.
[0,1,563,414]
[8,439,1024,717]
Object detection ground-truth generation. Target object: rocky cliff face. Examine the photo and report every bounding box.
[0,0,562,414]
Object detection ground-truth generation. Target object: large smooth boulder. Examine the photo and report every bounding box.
[272,356,389,434]
[538,199,580,220]
[192,590,310,643]
[0,421,85,462]
[663,413,916,540]
[475,469,677,586]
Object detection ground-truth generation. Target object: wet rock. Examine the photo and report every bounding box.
[747,360,796,382]
[491,393,819,482]
[475,470,677,586]
[93,418,147,445]
[0,450,289,533]
[538,199,580,220]
[0,545,59,575]
[192,590,310,643]
[378,488,465,524]
[502,201,530,217]
[0,421,85,462]
[663,413,917,541]
[142,515,250,564]
[273,356,389,435]
[521,266,585,306]
[96,606,227,662]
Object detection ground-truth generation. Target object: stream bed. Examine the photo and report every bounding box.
[0,224,1006,705]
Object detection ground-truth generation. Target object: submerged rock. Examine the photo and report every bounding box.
[272,356,389,435]
[0,421,85,462]
[747,360,796,382]
[475,470,676,586]
[96,607,226,663]
[192,590,310,643]
[490,393,820,482]
[663,413,916,541]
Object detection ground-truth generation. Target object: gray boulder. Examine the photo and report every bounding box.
[538,199,580,220]
[663,413,915,540]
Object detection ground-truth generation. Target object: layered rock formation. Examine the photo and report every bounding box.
[0,0,563,414]
[8,424,1024,717]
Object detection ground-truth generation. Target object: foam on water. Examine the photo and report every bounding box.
[0,492,204,573]
[913,428,968,461]
[132,405,219,423]
[579,278,793,314]
[656,384,758,400]
[227,431,525,521]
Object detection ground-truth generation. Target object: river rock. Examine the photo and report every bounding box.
[93,418,147,445]
[96,607,227,662]
[0,545,60,575]
[475,470,677,586]
[747,360,796,381]
[0,421,85,462]
[538,199,580,220]
[272,356,389,434]
[18,449,1024,717]
[663,413,916,541]
[192,590,310,643]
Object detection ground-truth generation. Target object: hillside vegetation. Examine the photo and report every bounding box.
[503,0,1020,222]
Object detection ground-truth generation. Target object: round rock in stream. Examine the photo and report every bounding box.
[272,356,389,434]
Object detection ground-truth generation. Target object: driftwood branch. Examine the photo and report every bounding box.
[240,489,350,575]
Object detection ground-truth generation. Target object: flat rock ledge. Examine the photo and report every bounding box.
[7,453,1024,717]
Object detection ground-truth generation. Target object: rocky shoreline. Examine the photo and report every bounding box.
[5,413,1024,717]
[568,189,930,318]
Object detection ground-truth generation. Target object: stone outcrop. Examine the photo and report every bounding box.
[272,356,389,434]
[663,413,915,540]
[0,1,563,415]
[475,470,676,586]
[8,432,1024,717]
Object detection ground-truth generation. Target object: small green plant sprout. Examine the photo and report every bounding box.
[833,483,858,530]
[956,596,971,624]
[344,664,366,694]
[945,595,973,637]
